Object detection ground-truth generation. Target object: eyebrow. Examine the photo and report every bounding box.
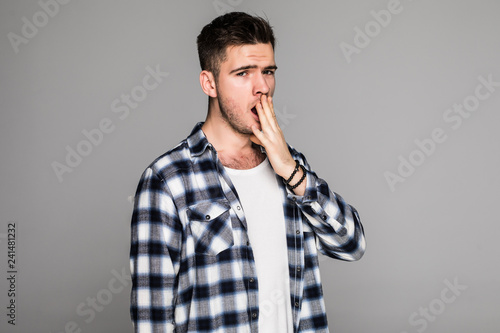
[229,65,278,74]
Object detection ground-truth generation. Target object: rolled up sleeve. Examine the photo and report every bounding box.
[287,149,366,261]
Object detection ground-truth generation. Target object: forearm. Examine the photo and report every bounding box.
[288,155,366,261]
[279,159,307,196]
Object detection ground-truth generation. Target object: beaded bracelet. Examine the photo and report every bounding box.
[284,160,300,185]
[288,165,306,190]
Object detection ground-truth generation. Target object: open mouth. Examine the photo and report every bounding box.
[250,102,261,122]
[250,106,260,122]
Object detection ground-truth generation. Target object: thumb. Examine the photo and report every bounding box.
[249,134,262,146]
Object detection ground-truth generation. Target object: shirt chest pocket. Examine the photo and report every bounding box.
[187,200,234,256]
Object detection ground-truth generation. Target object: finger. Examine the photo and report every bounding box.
[266,96,280,131]
[255,98,272,131]
[264,95,282,134]
[249,134,262,146]
[250,125,267,146]
[267,95,275,115]
[259,95,278,131]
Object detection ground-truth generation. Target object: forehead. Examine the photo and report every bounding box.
[221,43,275,69]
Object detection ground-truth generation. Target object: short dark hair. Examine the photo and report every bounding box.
[197,12,275,80]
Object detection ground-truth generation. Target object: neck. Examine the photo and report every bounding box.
[202,108,265,170]
[202,118,253,153]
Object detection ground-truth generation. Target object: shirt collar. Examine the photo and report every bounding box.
[187,122,211,157]
[186,121,267,157]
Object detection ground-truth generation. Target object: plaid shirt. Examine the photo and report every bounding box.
[130,123,366,333]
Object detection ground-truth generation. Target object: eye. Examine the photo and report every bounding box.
[263,70,275,75]
[236,71,247,77]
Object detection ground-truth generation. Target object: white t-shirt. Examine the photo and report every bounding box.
[225,158,293,333]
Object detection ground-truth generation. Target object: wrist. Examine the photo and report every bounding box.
[282,160,299,183]
[281,160,307,192]
[287,165,306,191]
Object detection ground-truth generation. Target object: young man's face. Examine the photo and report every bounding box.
[215,43,277,135]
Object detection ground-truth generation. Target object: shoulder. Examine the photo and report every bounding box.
[143,139,192,182]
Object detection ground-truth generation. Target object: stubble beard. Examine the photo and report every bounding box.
[217,94,254,136]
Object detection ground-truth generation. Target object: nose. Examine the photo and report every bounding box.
[253,72,270,96]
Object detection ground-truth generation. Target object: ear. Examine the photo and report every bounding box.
[200,70,217,98]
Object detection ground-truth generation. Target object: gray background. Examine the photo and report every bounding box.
[1,0,499,332]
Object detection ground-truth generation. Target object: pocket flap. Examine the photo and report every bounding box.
[187,200,230,222]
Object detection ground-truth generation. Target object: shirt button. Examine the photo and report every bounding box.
[246,241,250,246]
[321,215,327,221]
[296,230,300,235]
[297,267,301,272]
[205,215,210,220]
[292,197,297,202]
[237,206,241,210]
[252,312,257,318]
[249,278,255,283]
[295,302,299,307]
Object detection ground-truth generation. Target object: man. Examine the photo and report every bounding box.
[130,12,365,333]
